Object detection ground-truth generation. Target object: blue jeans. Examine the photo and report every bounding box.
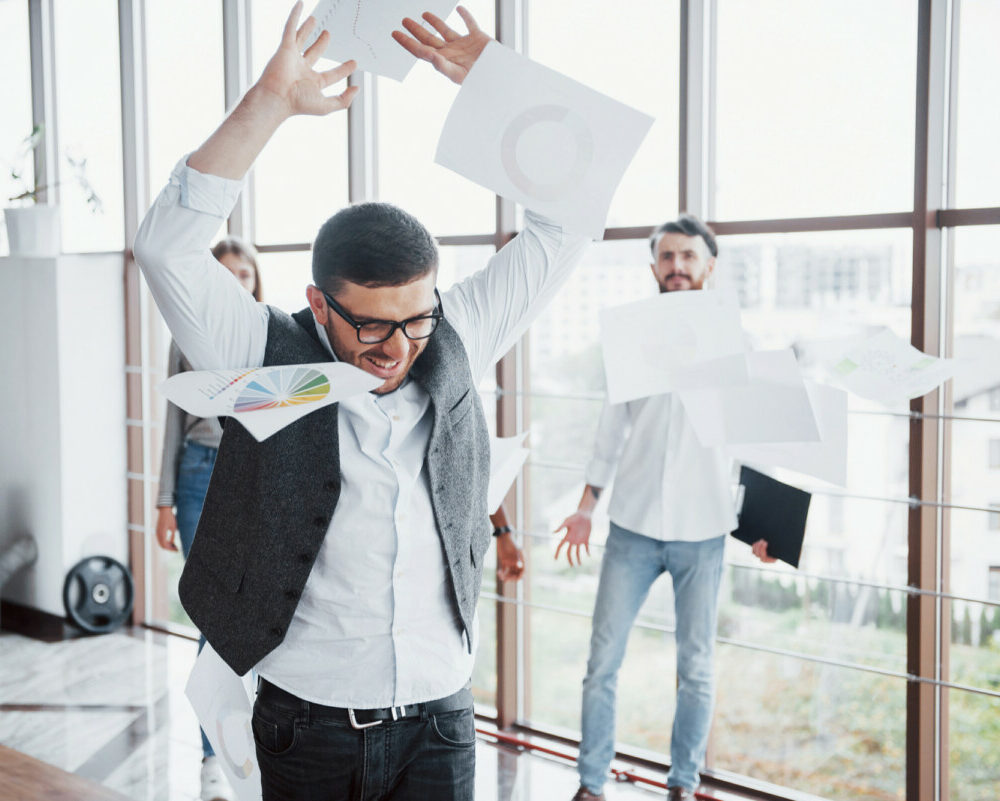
[176,440,218,760]
[578,524,725,793]
[252,684,476,800]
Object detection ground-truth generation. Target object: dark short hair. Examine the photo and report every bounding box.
[312,202,438,295]
[212,235,263,301]
[649,213,718,258]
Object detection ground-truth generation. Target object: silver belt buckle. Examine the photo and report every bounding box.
[390,704,407,721]
[348,709,383,730]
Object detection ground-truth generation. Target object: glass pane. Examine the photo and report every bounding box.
[0,0,33,257]
[53,0,125,252]
[524,607,591,736]
[949,686,1000,801]
[949,226,1000,639]
[715,0,916,219]
[953,0,1000,208]
[714,650,905,799]
[721,561,907,675]
[528,0,680,227]
[377,0,495,237]
[255,250,313,314]
[251,1,349,245]
[437,243,496,292]
[145,0,224,192]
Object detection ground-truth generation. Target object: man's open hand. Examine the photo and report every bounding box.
[257,1,359,118]
[392,6,491,85]
[554,511,593,567]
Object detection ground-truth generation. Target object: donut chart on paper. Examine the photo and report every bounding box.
[499,104,595,202]
[233,367,330,413]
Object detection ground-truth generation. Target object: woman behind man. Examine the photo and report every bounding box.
[154,236,261,801]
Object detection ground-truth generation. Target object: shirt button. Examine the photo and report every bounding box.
[392,414,400,422]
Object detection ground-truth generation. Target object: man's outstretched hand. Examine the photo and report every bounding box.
[392,6,491,85]
[257,1,359,118]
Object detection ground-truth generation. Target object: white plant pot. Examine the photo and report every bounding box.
[4,205,61,257]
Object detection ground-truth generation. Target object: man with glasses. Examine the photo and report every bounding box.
[555,214,773,801]
[134,6,586,800]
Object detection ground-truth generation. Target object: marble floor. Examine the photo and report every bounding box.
[0,627,672,801]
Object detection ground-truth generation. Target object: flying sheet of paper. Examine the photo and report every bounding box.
[305,0,458,81]
[599,288,748,404]
[679,349,821,447]
[826,327,959,406]
[159,362,381,442]
[435,41,654,239]
[185,644,261,801]
[726,381,848,486]
[488,432,529,512]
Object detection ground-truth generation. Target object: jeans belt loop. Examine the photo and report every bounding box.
[348,709,383,730]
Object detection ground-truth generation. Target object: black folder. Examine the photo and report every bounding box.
[731,466,811,568]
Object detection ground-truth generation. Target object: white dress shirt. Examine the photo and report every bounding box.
[585,393,738,543]
[134,157,589,706]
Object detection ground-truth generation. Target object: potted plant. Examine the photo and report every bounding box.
[4,125,102,258]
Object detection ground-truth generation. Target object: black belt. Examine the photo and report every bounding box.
[257,679,473,730]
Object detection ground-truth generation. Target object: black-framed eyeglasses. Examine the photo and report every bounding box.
[321,287,444,345]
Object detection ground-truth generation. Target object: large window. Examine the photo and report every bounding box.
[6,0,992,798]
[0,0,33,258]
[53,0,124,252]
[250,0,349,245]
[714,0,917,220]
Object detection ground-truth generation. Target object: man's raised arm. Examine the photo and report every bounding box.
[133,3,358,370]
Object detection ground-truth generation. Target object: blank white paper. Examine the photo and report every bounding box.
[488,432,529,512]
[599,288,748,404]
[679,349,821,447]
[726,381,848,486]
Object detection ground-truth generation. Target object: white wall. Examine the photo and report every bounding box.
[0,254,127,616]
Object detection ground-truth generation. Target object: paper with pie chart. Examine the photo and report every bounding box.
[599,288,749,404]
[159,362,381,442]
[186,643,261,801]
[435,41,654,239]
[304,0,458,81]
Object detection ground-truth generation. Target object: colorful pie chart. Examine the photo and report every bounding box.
[234,367,330,413]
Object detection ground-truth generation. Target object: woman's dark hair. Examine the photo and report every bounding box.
[649,213,718,258]
[212,236,263,301]
[312,202,438,295]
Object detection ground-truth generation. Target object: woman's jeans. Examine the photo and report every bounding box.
[176,440,219,760]
[577,523,726,793]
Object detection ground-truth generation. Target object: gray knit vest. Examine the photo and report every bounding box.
[178,306,491,677]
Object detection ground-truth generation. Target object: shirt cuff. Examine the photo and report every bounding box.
[584,457,616,489]
[170,154,246,219]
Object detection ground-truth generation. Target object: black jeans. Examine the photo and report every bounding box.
[252,683,476,801]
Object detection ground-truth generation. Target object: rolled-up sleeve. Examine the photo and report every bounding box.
[133,156,268,371]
